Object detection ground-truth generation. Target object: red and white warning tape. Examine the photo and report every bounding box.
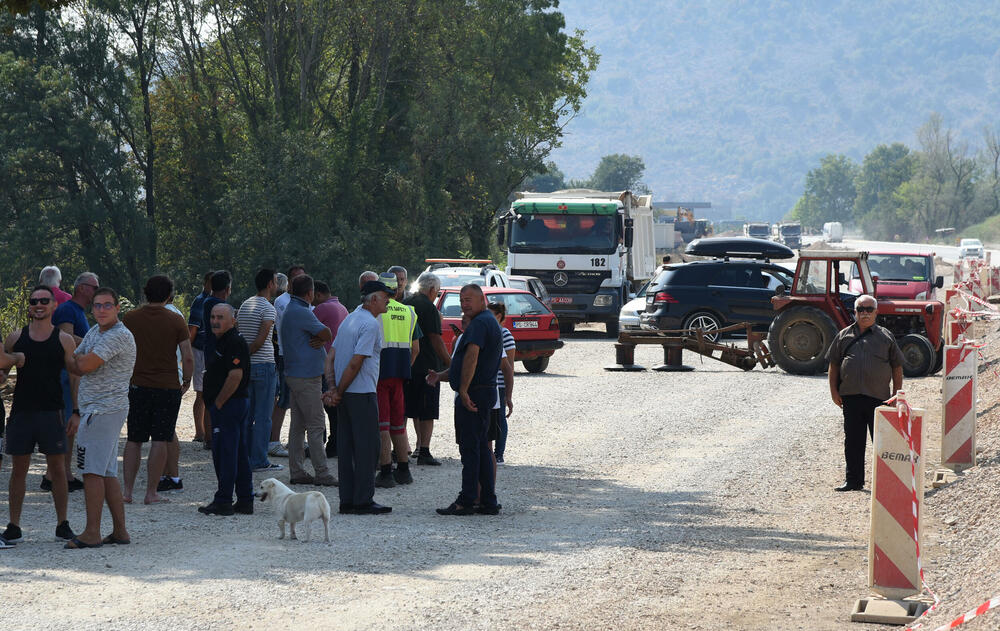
[921,596,1000,631]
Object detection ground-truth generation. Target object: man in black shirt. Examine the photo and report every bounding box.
[404,272,451,465]
[198,303,252,516]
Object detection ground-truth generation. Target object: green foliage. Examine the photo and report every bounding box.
[0,0,596,309]
[587,154,648,192]
[521,161,567,192]
[790,154,858,229]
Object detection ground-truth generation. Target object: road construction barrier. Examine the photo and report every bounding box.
[992,266,1000,296]
[869,397,925,600]
[940,345,976,472]
[944,290,969,345]
[947,319,971,346]
[953,261,964,286]
[925,596,1000,631]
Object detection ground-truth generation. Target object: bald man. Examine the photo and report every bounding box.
[198,303,253,516]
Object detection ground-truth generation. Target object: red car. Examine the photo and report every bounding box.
[436,287,564,373]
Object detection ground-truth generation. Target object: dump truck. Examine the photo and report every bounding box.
[497,189,656,338]
[774,222,802,249]
[743,222,770,239]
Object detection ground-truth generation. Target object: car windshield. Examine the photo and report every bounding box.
[864,254,931,281]
[509,278,528,290]
[510,214,619,254]
[488,292,548,316]
[961,239,982,247]
[438,272,485,288]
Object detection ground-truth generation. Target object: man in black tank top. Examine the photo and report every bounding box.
[1,286,80,544]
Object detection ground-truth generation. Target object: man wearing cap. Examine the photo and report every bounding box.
[374,272,421,488]
[323,276,395,515]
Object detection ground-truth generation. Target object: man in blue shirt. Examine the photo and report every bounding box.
[280,275,334,486]
[47,271,99,493]
[429,284,502,516]
[324,278,395,515]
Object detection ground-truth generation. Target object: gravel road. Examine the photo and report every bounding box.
[0,324,969,630]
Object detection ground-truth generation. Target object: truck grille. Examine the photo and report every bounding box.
[510,269,611,294]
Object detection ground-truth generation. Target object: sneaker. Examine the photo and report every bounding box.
[233,500,254,515]
[55,520,75,541]
[203,441,212,451]
[417,450,442,466]
[393,468,413,485]
[0,535,13,549]
[156,478,184,492]
[67,478,84,492]
[289,475,315,485]
[198,502,234,516]
[40,477,52,492]
[253,463,284,473]
[268,442,289,458]
[1,523,23,543]
[495,456,505,466]
[374,470,396,488]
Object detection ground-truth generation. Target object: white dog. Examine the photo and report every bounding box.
[257,478,331,543]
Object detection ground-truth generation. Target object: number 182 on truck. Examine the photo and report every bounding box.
[496,190,656,338]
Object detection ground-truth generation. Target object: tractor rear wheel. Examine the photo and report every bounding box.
[767,306,838,375]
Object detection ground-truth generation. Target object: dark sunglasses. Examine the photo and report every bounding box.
[855,306,876,313]
[29,297,51,305]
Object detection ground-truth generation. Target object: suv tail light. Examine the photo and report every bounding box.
[652,291,678,305]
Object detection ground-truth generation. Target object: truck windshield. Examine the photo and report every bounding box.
[510,214,619,254]
[780,225,801,236]
[865,254,931,281]
[747,226,769,238]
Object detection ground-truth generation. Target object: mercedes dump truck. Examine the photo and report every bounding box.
[775,222,802,249]
[497,189,656,337]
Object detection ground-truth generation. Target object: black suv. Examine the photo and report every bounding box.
[639,237,794,340]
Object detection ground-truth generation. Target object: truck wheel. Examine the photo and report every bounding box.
[767,306,837,375]
[683,311,722,343]
[522,356,550,373]
[605,320,620,338]
[899,334,935,377]
[558,321,575,335]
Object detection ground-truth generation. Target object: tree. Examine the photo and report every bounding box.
[588,154,647,192]
[789,154,858,229]
[520,161,566,192]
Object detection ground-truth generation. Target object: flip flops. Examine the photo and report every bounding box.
[64,537,102,550]
[101,534,131,545]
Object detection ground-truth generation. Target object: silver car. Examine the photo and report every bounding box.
[618,280,651,331]
[959,238,984,259]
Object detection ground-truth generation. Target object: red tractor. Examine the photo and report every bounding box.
[768,250,944,377]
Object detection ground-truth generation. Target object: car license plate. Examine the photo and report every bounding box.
[514,320,539,329]
[551,297,572,304]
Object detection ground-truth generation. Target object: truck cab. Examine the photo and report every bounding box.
[744,222,770,239]
[497,190,655,337]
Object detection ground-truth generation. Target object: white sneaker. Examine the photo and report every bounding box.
[267,442,289,458]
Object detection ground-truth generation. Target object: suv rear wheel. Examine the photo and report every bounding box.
[768,306,837,375]
[682,311,722,343]
[899,333,935,377]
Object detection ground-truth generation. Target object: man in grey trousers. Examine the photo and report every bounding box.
[323,277,395,515]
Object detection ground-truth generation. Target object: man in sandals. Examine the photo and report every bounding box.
[64,288,136,549]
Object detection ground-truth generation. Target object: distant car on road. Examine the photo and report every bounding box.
[959,238,985,259]
[424,259,511,289]
[436,287,563,373]
[640,237,795,341]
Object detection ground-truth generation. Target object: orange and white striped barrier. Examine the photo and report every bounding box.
[947,320,971,346]
[953,262,964,286]
[940,345,976,472]
[991,266,1000,296]
[919,596,1000,631]
[869,395,926,600]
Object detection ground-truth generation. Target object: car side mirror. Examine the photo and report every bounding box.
[774,284,786,296]
[624,226,634,248]
[935,275,944,289]
[496,223,505,247]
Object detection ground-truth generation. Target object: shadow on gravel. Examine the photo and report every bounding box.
[1,458,852,584]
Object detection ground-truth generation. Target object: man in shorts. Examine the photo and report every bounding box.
[64,287,136,549]
[0,344,25,548]
[2,286,80,543]
[122,275,193,505]
[404,272,450,465]
[187,272,212,443]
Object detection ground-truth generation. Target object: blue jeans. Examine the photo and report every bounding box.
[494,386,508,460]
[209,397,252,506]
[248,362,277,469]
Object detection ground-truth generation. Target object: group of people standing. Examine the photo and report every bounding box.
[0,262,513,549]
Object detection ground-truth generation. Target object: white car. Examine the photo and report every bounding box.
[959,238,984,259]
[618,280,651,331]
[423,259,511,289]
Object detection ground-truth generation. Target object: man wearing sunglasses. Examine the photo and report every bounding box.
[826,294,904,492]
[2,286,81,544]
